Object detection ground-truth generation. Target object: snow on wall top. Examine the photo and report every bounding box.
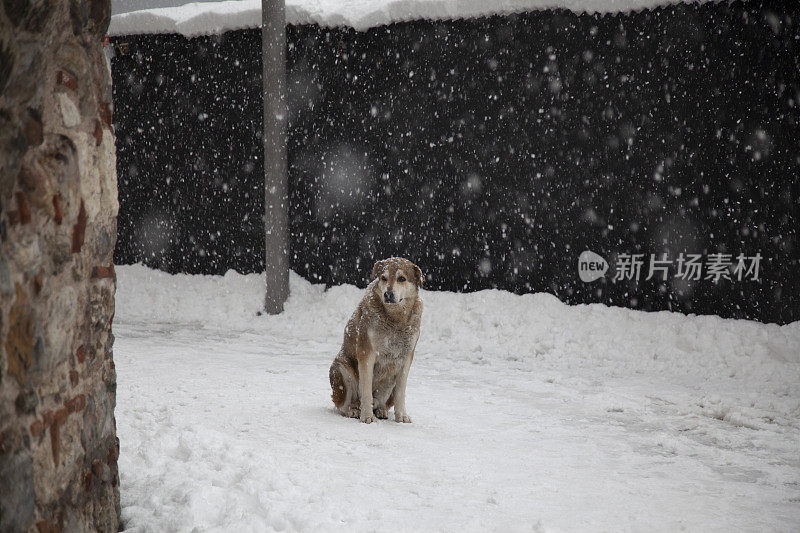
[108,0,722,37]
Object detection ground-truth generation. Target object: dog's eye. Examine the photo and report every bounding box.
[397,276,406,283]
[381,276,387,282]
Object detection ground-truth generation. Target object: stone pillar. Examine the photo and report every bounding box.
[0,0,120,531]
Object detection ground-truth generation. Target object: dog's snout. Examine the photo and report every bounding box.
[383,289,395,303]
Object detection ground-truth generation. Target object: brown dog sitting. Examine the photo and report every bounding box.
[329,257,424,423]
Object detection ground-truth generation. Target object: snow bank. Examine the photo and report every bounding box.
[116,263,800,406]
[109,0,723,36]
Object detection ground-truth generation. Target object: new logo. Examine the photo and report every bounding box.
[578,250,609,282]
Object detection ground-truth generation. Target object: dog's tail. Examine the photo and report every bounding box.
[329,362,346,407]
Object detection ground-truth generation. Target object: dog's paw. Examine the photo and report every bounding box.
[395,413,412,423]
[344,405,360,418]
[374,406,389,419]
[360,414,375,424]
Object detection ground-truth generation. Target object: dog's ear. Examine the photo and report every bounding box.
[412,263,423,288]
[371,260,386,281]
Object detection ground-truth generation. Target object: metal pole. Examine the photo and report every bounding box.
[262,0,289,313]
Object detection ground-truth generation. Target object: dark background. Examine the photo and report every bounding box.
[111,0,800,324]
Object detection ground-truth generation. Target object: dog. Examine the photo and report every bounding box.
[329,257,423,423]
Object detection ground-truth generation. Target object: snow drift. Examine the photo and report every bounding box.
[116,264,799,393]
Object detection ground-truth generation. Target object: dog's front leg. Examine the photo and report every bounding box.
[393,350,414,423]
[358,351,377,423]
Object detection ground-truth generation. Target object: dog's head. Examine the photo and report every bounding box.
[371,257,423,307]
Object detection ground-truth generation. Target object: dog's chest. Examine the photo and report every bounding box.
[370,327,415,385]
[373,335,412,382]
[369,326,415,362]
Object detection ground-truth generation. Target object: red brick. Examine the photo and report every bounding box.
[56,70,78,91]
[52,194,63,224]
[66,394,86,413]
[93,120,103,146]
[99,102,112,127]
[91,265,115,280]
[50,422,60,466]
[71,200,86,253]
[53,408,68,425]
[16,191,31,224]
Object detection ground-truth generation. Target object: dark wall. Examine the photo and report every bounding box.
[111,0,800,324]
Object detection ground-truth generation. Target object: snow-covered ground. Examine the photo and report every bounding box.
[109,0,723,36]
[114,264,800,532]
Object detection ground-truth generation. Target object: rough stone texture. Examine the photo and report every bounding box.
[0,0,120,530]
